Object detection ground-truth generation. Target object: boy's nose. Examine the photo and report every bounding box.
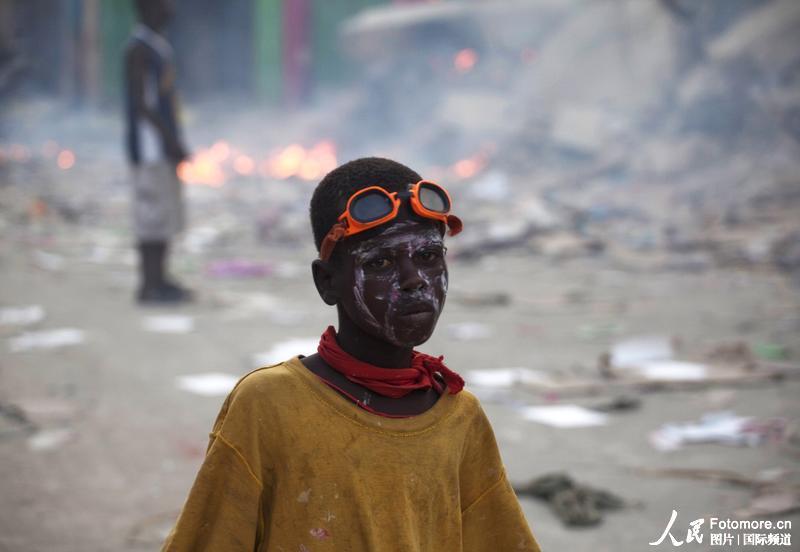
[398,258,426,292]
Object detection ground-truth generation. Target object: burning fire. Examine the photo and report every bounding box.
[454,48,478,73]
[177,144,227,187]
[233,155,255,176]
[57,149,75,170]
[451,149,490,180]
[177,139,338,186]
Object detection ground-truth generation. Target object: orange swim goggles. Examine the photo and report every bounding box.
[319,180,463,261]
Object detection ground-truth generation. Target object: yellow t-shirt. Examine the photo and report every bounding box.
[162,356,541,551]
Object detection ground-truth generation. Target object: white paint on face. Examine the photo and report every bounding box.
[352,264,381,331]
[348,224,447,347]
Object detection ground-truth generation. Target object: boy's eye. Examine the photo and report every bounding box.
[417,247,445,263]
[363,257,392,270]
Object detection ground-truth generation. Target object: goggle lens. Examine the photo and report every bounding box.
[418,183,449,213]
[350,190,394,223]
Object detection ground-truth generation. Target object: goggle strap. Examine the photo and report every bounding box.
[320,223,347,261]
[446,214,463,236]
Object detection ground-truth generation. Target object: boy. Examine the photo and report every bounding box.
[124,0,192,304]
[163,158,540,551]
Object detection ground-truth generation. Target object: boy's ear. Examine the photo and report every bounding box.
[311,259,339,306]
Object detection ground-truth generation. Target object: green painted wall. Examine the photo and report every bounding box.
[254,0,283,101]
[100,0,135,101]
[311,0,386,86]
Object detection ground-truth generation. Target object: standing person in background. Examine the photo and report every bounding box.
[124,0,192,304]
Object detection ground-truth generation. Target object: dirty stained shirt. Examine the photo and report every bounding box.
[162,356,541,552]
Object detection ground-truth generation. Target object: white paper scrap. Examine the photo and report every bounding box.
[649,411,755,451]
[9,328,85,352]
[466,368,549,388]
[176,373,239,396]
[447,322,491,341]
[143,315,194,334]
[639,360,708,381]
[522,405,609,428]
[611,336,673,368]
[252,338,318,367]
[0,305,45,326]
[28,428,73,451]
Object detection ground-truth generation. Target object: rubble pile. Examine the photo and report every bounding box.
[339,0,800,280]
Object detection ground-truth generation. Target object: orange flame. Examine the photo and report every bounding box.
[57,150,75,170]
[10,144,30,162]
[177,139,338,186]
[451,148,491,181]
[233,155,255,176]
[262,141,337,181]
[454,48,478,73]
[177,148,226,186]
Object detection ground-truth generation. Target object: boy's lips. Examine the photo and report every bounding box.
[397,302,436,316]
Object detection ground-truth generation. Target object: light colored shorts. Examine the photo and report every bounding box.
[131,161,185,241]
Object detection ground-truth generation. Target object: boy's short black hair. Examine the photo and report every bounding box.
[309,157,422,252]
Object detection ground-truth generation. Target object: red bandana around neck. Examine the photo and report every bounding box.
[317,326,464,398]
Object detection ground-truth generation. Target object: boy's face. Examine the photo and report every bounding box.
[333,209,448,348]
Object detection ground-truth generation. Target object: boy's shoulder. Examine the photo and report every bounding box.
[229,358,302,400]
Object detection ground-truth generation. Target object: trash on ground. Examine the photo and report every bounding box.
[175,372,239,397]
[12,398,76,425]
[611,335,674,368]
[447,322,491,341]
[636,360,709,381]
[466,367,549,388]
[206,259,273,279]
[9,328,86,352]
[590,395,642,412]
[649,411,786,451]
[514,472,626,526]
[704,340,757,370]
[32,250,66,271]
[734,490,800,518]
[633,466,795,488]
[451,291,511,307]
[27,428,73,451]
[522,404,609,428]
[142,315,194,334]
[252,337,319,367]
[0,305,45,326]
[754,342,789,361]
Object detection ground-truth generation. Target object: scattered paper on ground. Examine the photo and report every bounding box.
[522,405,609,428]
[638,360,708,381]
[9,328,86,352]
[611,336,673,368]
[175,372,239,396]
[252,337,319,367]
[32,250,65,271]
[28,428,73,451]
[649,411,778,451]
[0,305,45,326]
[447,322,491,341]
[142,315,194,334]
[466,367,549,387]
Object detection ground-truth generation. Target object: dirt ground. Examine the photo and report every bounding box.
[1,100,799,551]
[1,215,799,551]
